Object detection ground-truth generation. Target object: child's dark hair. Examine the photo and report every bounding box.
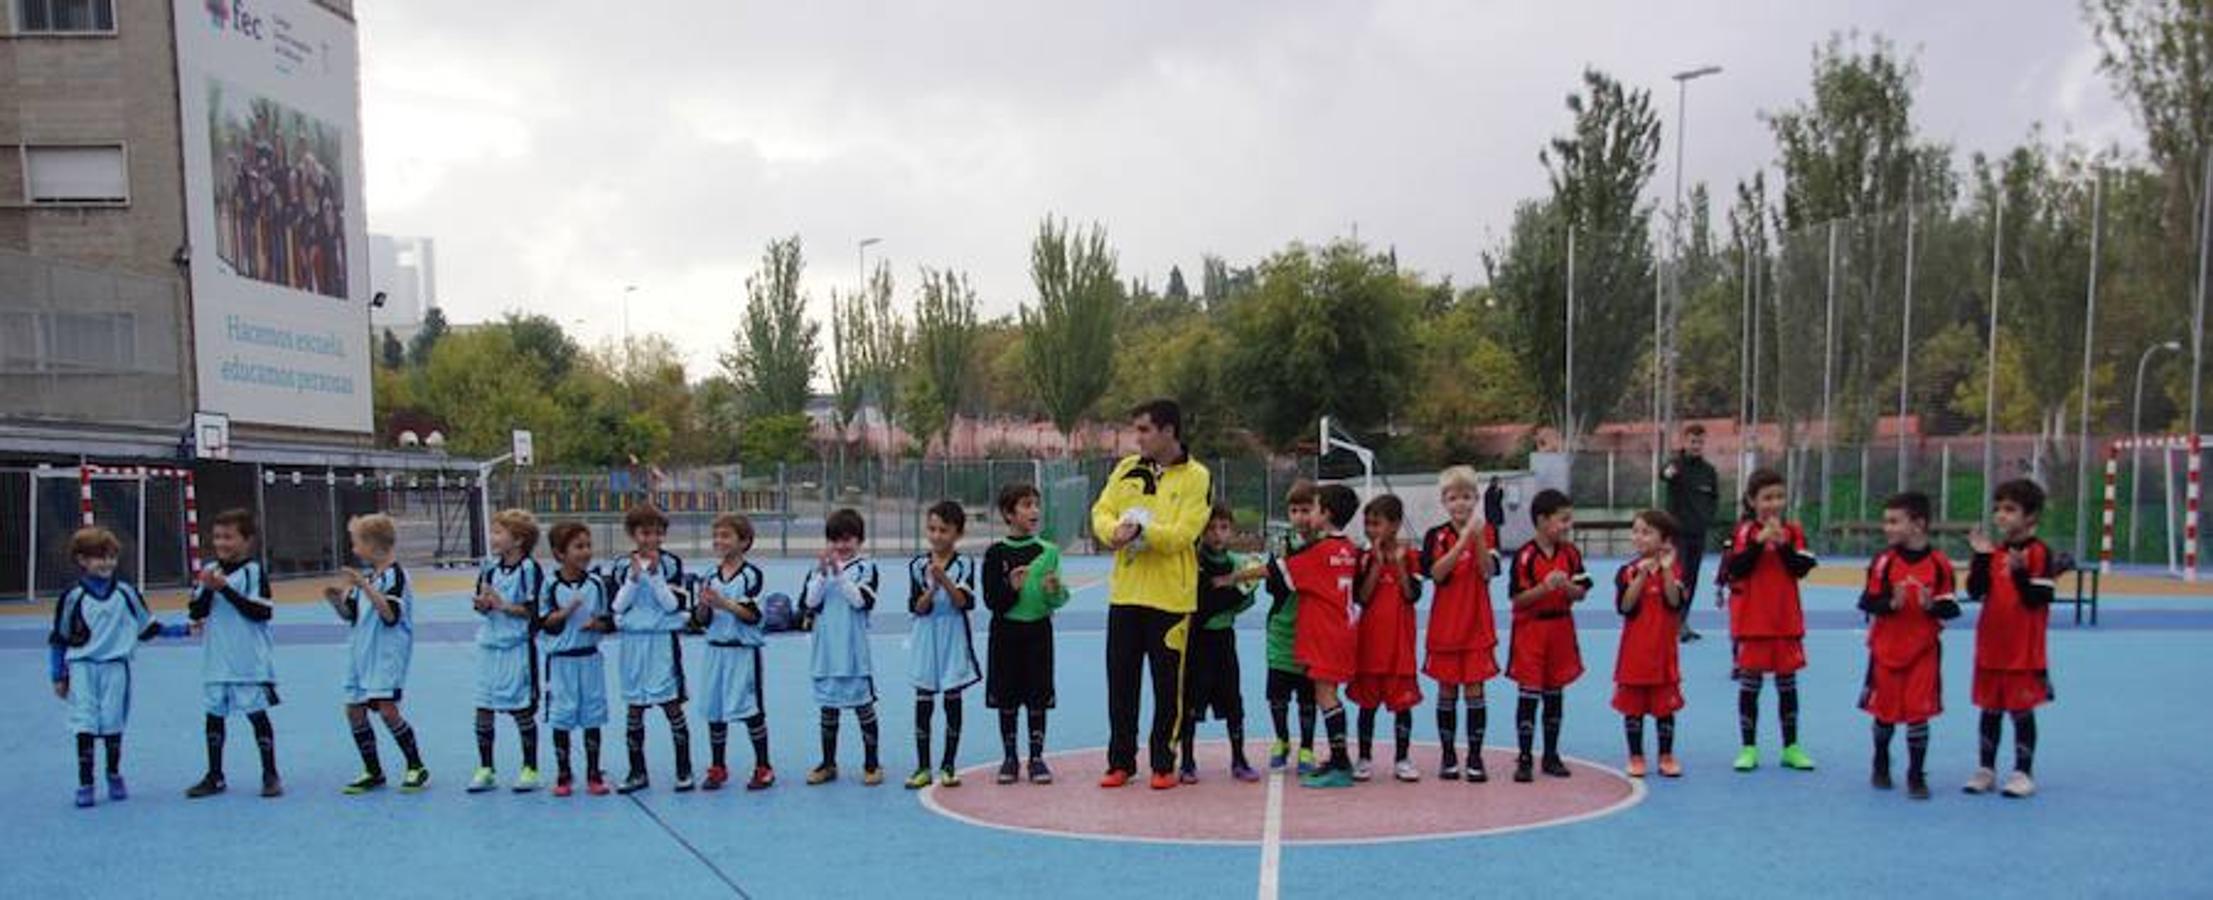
[549,521,591,556]
[1634,508,1680,541]
[1529,488,1571,524]
[1742,468,1786,520]
[1317,484,1360,529]
[1884,491,1932,524]
[712,513,756,547]
[996,482,1040,517]
[927,499,967,533]
[1364,493,1405,524]
[624,502,670,534]
[1285,478,1318,507]
[826,508,867,542]
[70,527,121,560]
[1208,502,1236,526]
[212,507,257,540]
[1993,479,2045,517]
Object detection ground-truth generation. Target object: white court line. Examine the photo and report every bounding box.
[1257,768,1285,900]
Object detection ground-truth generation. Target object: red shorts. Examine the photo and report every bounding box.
[1423,648,1499,685]
[1508,618,1583,690]
[1611,683,1683,717]
[1296,620,1357,685]
[1972,668,2053,712]
[1860,653,1942,724]
[1347,674,1423,711]
[1734,637,1806,675]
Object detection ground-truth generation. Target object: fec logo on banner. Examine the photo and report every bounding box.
[173,0,371,434]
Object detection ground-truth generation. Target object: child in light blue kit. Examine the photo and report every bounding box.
[469,508,546,793]
[695,512,774,791]
[803,508,884,786]
[609,503,694,794]
[49,527,187,807]
[539,521,614,797]
[905,500,981,789]
[325,513,428,794]
[185,507,282,799]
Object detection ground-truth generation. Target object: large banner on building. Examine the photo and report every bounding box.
[174,0,370,433]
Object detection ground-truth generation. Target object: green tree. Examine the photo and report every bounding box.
[503,312,581,381]
[1164,265,1191,305]
[910,267,981,452]
[735,412,816,467]
[854,262,907,454]
[1224,240,1420,450]
[1494,67,1661,443]
[828,287,869,446]
[1021,217,1123,448]
[722,236,820,417]
[407,306,448,368]
[380,328,404,369]
[417,327,566,459]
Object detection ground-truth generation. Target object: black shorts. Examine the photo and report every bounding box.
[1266,668,1313,707]
[986,617,1055,710]
[1182,628,1243,722]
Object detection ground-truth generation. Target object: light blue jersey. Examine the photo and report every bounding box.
[191,559,275,685]
[610,549,689,634]
[474,556,545,650]
[340,564,414,704]
[700,560,766,647]
[539,569,612,656]
[907,552,981,693]
[802,557,878,708]
[51,578,156,664]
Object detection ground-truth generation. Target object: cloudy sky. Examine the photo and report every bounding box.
[358,1,2137,375]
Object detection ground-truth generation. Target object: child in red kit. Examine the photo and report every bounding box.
[1257,483,1364,789]
[1858,491,1960,801]
[1964,478,2063,799]
[1423,466,1497,783]
[1612,510,1685,780]
[1351,495,1424,783]
[1722,468,1818,773]
[1506,489,1590,783]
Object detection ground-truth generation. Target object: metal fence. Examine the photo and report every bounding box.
[3,460,485,602]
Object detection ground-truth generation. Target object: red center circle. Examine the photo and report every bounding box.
[921,741,1643,845]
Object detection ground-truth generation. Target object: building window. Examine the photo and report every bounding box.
[23,145,128,204]
[15,0,115,33]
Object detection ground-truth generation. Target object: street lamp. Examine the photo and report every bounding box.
[1661,64,1721,458]
[2129,339,2184,560]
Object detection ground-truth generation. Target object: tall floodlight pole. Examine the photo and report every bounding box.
[1664,64,1722,457]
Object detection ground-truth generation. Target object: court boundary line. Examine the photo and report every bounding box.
[916,744,1647,848]
[626,793,752,898]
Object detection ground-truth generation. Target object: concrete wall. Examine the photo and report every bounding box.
[0,0,193,429]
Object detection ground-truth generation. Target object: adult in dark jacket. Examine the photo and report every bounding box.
[1661,424,1720,643]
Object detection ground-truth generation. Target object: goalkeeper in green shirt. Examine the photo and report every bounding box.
[982,483,1070,785]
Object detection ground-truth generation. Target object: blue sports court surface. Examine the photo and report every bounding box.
[4,554,2210,898]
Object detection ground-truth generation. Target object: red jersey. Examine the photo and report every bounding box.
[1612,559,1683,686]
[1421,521,1497,656]
[1354,546,1422,679]
[1723,519,1814,639]
[1862,546,1958,669]
[1970,538,2055,672]
[1509,540,1587,621]
[1274,534,1362,683]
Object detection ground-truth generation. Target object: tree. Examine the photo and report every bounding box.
[407,306,448,368]
[503,312,580,381]
[380,328,404,369]
[1223,240,1420,450]
[1494,68,1661,444]
[721,236,820,417]
[854,262,907,454]
[1404,294,1539,462]
[1164,265,1191,305]
[828,287,869,446]
[1021,217,1123,447]
[416,327,566,459]
[910,267,981,453]
[735,413,816,467]
[2085,0,2213,209]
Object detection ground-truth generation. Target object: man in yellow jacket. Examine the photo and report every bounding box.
[1092,399,1212,790]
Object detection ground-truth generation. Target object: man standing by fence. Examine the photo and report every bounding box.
[1091,400,1211,791]
[1663,423,1719,644]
